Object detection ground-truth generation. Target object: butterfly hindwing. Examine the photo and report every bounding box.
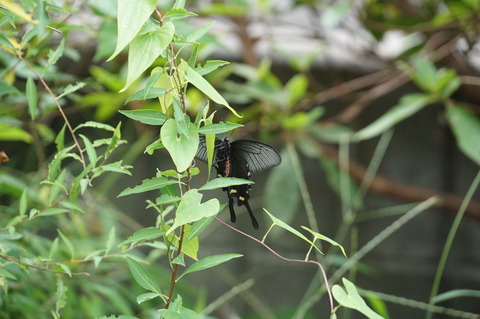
[230,139,282,173]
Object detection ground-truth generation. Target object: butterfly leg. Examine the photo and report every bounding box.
[228,196,236,223]
[243,200,259,229]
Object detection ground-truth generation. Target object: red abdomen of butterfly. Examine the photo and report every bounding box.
[225,154,231,176]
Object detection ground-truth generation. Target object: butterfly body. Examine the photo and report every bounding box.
[196,137,281,229]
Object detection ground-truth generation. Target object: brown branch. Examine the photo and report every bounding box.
[319,143,480,220]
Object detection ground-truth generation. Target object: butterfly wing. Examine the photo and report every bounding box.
[195,135,221,165]
[230,139,281,173]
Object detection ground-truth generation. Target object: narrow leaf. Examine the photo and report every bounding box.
[119,109,167,125]
[120,227,166,246]
[199,177,254,191]
[58,230,75,260]
[198,122,243,134]
[26,76,37,120]
[184,62,241,117]
[126,257,162,294]
[177,254,242,281]
[353,94,435,141]
[118,177,178,197]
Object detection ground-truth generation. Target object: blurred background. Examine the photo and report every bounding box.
[1,0,480,318]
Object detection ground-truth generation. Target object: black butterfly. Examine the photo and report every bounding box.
[195,136,281,229]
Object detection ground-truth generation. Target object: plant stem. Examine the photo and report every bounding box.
[425,170,480,319]
[165,224,186,309]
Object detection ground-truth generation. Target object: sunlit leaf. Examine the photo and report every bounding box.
[109,0,158,61]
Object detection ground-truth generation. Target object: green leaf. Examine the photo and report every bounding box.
[19,188,27,218]
[186,22,214,42]
[198,122,243,134]
[432,289,480,304]
[164,8,197,20]
[105,122,122,158]
[136,292,159,304]
[125,88,166,103]
[301,226,347,257]
[79,134,97,167]
[264,209,310,243]
[26,76,37,120]
[42,207,69,216]
[332,278,384,319]
[57,82,86,99]
[177,254,242,281]
[126,258,162,294]
[59,200,86,214]
[167,189,220,235]
[0,123,32,142]
[445,103,480,166]
[161,119,199,172]
[109,0,158,61]
[121,22,175,92]
[105,227,116,255]
[58,230,75,260]
[55,277,67,314]
[44,38,65,74]
[118,177,178,197]
[120,227,166,246]
[184,62,241,117]
[353,93,435,141]
[199,177,254,191]
[264,149,300,226]
[74,121,115,132]
[186,217,214,242]
[119,109,166,125]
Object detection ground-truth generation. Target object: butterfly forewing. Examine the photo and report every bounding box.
[231,140,282,173]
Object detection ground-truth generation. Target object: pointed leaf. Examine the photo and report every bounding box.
[119,109,167,125]
[198,122,243,134]
[118,177,178,197]
[120,227,166,246]
[109,0,158,61]
[177,254,242,281]
[184,62,241,117]
[445,103,480,166]
[120,22,174,92]
[353,94,435,141]
[302,226,347,257]
[126,257,162,294]
[199,177,253,191]
[26,76,37,120]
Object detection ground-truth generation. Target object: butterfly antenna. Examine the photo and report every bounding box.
[228,197,236,223]
[243,200,259,229]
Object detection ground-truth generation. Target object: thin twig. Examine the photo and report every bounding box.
[0,254,89,276]
[215,216,335,317]
[18,56,87,170]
